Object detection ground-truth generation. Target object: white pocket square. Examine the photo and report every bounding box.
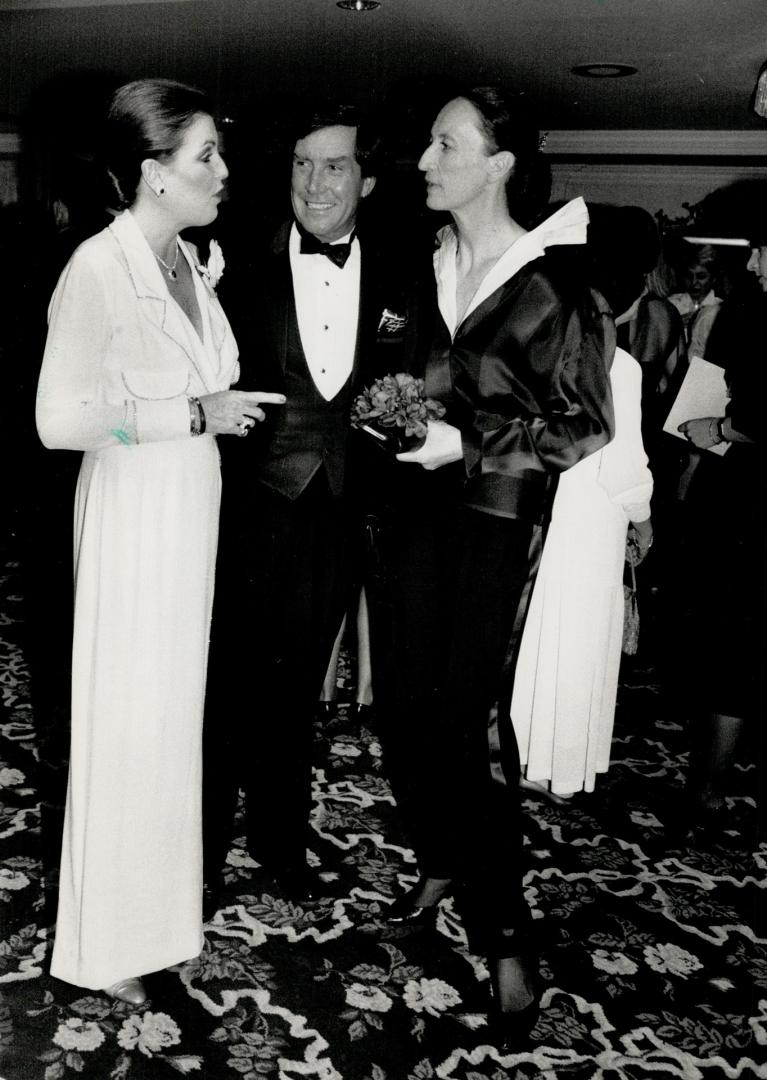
[377,308,408,333]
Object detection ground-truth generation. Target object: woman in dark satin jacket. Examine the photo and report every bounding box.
[378,86,614,1049]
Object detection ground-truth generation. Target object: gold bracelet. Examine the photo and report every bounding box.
[188,396,203,437]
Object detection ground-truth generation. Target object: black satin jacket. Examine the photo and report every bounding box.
[426,254,616,523]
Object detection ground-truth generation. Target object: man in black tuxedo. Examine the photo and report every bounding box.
[203,103,413,905]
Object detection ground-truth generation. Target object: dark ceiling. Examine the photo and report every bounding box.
[1,0,767,137]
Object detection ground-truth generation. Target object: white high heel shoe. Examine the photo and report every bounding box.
[104,977,147,1006]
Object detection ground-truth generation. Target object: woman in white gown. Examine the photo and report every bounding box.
[511,343,653,796]
[36,79,284,1003]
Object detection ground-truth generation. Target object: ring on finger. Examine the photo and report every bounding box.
[238,420,250,436]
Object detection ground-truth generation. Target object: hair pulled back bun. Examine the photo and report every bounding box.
[104,78,212,208]
[459,86,551,227]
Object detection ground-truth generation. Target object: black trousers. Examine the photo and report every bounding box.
[203,471,351,880]
[371,500,539,954]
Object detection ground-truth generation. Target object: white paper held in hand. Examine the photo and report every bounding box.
[662,356,730,456]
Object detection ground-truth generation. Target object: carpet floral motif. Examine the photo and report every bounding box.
[0,554,765,1079]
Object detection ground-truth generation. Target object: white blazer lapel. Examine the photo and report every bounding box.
[181,238,238,389]
[109,211,218,392]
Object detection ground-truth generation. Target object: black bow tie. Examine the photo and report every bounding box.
[299,229,355,268]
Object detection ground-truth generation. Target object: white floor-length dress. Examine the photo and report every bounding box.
[511,346,653,795]
[36,210,238,989]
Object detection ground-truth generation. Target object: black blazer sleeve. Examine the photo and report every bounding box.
[428,258,615,521]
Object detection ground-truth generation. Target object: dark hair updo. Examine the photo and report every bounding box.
[459,86,551,227]
[104,78,213,208]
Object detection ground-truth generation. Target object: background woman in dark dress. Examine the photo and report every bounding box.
[375,86,614,1048]
[675,238,767,835]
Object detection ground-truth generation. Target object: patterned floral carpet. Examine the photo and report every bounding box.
[1,544,766,1080]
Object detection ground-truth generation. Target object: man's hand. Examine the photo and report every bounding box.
[396,420,464,470]
[677,416,721,450]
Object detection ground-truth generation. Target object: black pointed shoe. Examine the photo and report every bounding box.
[488,950,541,1053]
[488,995,540,1054]
[385,890,440,928]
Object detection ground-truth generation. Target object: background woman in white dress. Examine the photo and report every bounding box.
[512,205,654,799]
[511,345,653,798]
[36,78,284,1004]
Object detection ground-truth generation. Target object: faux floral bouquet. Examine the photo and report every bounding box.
[350,372,445,453]
[197,239,225,292]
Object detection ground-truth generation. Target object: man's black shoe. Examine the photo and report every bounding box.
[202,881,222,921]
[273,865,325,902]
[268,865,331,902]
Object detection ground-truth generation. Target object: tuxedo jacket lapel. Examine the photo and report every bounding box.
[357,241,380,377]
[268,224,295,379]
[268,220,369,388]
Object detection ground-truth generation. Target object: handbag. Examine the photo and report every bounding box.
[622,552,640,656]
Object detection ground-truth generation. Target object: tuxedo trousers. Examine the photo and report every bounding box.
[203,471,351,878]
[371,500,538,953]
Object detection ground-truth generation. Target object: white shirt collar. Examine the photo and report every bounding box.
[434,197,589,337]
[288,223,361,400]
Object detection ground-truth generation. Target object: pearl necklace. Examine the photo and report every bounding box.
[155,241,180,281]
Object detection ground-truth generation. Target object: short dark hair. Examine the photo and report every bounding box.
[292,102,383,178]
[104,78,212,208]
[457,86,550,227]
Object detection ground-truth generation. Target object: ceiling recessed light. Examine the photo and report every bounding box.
[337,0,381,10]
[571,63,638,78]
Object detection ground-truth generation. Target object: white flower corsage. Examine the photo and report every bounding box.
[197,238,225,292]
